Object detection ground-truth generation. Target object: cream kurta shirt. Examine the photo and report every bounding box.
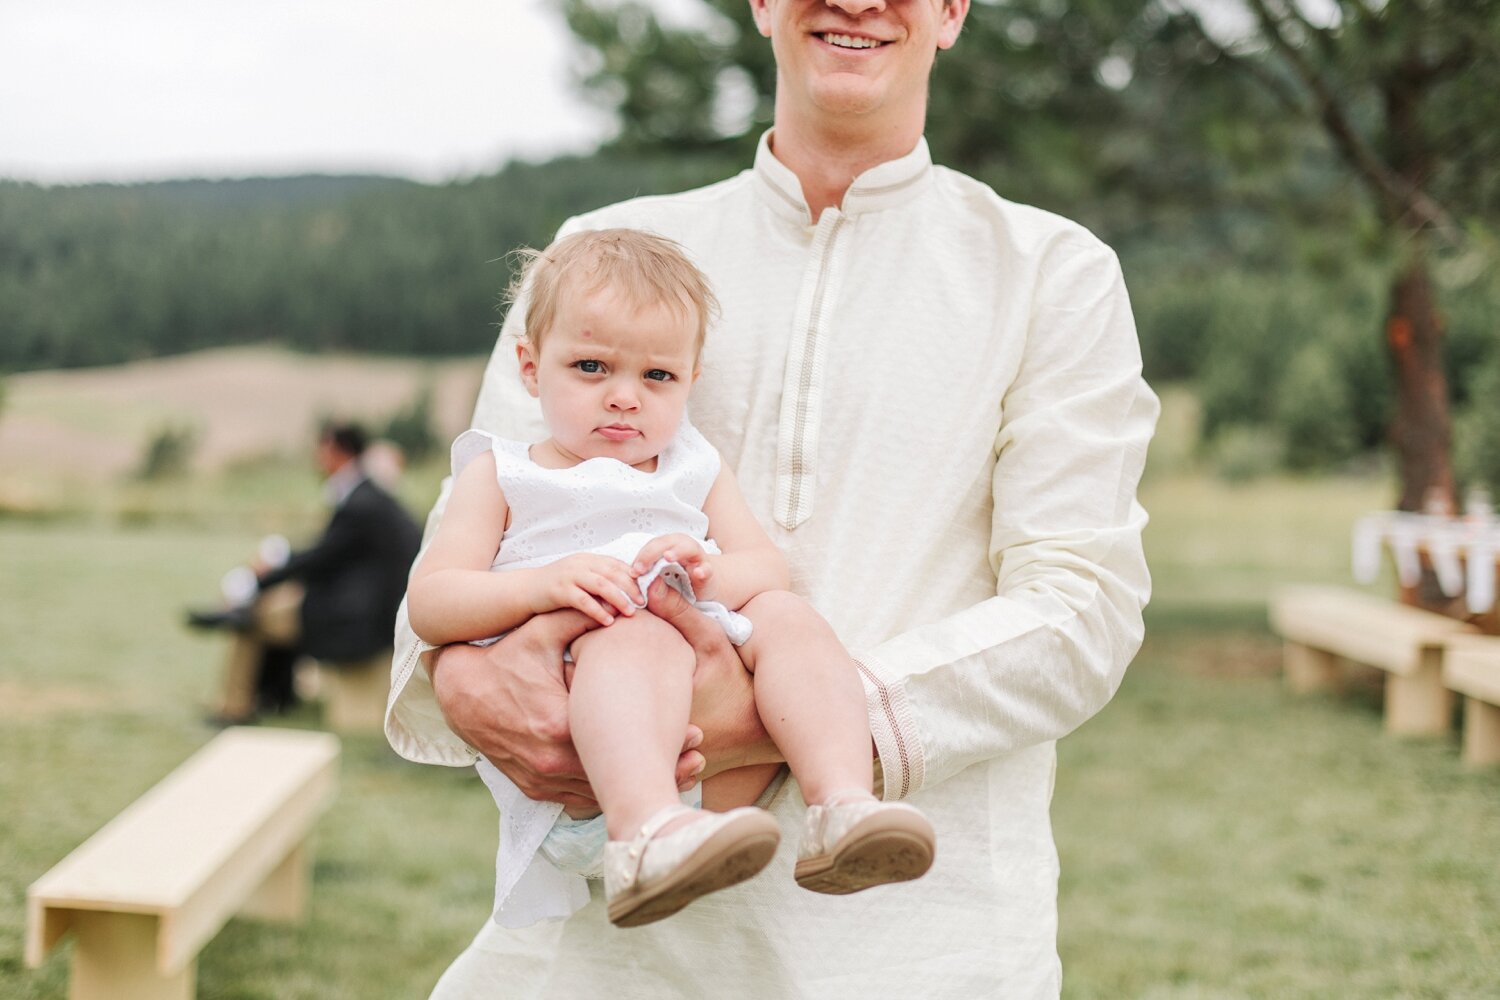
[387,133,1157,999]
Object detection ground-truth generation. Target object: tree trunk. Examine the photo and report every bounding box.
[1385,239,1454,514]
[1381,58,1454,515]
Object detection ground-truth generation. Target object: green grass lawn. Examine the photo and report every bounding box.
[4,450,1497,997]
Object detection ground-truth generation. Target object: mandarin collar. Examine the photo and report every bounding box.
[752,129,934,225]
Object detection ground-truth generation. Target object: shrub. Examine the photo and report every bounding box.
[1275,342,1361,470]
[1455,355,1500,498]
[380,386,439,461]
[1210,424,1282,483]
[135,423,198,480]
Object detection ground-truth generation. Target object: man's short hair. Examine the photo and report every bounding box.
[507,228,720,354]
[320,421,368,458]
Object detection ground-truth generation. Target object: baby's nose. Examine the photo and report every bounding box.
[606,384,640,410]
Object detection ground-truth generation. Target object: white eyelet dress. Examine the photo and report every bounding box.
[450,419,753,928]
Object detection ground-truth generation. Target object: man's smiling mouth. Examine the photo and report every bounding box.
[820,33,885,49]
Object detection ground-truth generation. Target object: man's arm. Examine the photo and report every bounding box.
[853,237,1157,800]
[257,499,365,588]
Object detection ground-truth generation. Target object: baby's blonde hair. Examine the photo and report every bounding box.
[507,229,719,354]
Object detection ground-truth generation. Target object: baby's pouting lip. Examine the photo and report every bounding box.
[597,424,642,441]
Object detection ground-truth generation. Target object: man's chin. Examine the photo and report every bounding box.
[807,79,891,120]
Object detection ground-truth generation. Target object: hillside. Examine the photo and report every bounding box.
[0,346,486,488]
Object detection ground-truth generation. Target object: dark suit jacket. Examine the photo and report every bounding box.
[258,477,422,663]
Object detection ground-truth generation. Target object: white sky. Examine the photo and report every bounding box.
[0,0,634,185]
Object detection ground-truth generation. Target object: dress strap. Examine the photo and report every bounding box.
[451,429,530,483]
[450,428,498,480]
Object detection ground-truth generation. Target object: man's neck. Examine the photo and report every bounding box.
[324,458,363,506]
[771,112,924,223]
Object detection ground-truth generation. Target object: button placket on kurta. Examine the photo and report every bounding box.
[775,208,851,530]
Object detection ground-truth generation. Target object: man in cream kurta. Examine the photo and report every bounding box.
[387,0,1157,996]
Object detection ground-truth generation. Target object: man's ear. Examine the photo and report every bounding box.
[748,0,773,38]
[516,339,541,398]
[937,0,970,50]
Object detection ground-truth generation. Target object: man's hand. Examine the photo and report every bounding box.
[427,607,705,811]
[645,577,780,777]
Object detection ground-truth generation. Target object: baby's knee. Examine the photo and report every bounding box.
[571,612,693,669]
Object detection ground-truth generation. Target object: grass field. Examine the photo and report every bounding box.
[3,376,1497,997]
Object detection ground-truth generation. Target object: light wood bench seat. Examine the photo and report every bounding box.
[317,648,391,733]
[1443,636,1500,767]
[26,727,340,1000]
[1269,585,1477,735]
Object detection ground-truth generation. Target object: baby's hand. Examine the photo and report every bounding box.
[632,534,715,599]
[539,554,643,627]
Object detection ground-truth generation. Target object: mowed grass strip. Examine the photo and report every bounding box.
[1056,623,1500,999]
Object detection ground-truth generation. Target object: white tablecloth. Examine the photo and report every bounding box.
[1352,512,1500,613]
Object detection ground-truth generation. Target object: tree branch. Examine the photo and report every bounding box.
[1168,6,1307,118]
[1243,0,1456,238]
[1277,0,1340,66]
[1415,37,1476,85]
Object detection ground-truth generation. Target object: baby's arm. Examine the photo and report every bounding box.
[408,452,644,645]
[631,464,789,611]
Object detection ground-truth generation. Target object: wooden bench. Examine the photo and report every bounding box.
[1443,636,1500,767]
[26,727,340,1000]
[1268,585,1478,735]
[316,648,391,733]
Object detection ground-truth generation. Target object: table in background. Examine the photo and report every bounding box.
[1353,511,1500,635]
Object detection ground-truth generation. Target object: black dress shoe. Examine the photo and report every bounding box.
[185,605,254,631]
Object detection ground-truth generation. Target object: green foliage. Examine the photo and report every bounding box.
[379,386,440,462]
[1208,424,1282,483]
[1455,354,1500,497]
[0,152,741,373]
[135,423,198,480]
[4,0,1500,486]
[1275,342,1361,471]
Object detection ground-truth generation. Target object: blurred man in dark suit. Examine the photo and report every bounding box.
[194,421,421,724]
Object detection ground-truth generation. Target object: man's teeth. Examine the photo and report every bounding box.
[822,33,881,49]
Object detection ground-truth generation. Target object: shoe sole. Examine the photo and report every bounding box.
[608,813,781,928]
[794,811,935,895]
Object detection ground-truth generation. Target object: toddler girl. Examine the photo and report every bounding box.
[408,229,934,928]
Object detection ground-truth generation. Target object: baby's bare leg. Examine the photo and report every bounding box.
[736,591,873,805]
[569,614,695,839]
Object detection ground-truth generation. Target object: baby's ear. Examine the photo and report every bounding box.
[516,339,541,398]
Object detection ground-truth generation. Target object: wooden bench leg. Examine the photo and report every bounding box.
[1462,696,1500,767]
[69,911,193,1000]
[1284,643,1340,694]
[1384,651,1453,736]
[321,653,390,732]
[241,840,311,922]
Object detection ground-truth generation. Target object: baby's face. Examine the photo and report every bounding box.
[518,283,700,471]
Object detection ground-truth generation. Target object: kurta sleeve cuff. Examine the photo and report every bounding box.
[855,655,926,801]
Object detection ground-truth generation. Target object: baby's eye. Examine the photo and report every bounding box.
[574,359,604,374]
[644,369,675,382]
